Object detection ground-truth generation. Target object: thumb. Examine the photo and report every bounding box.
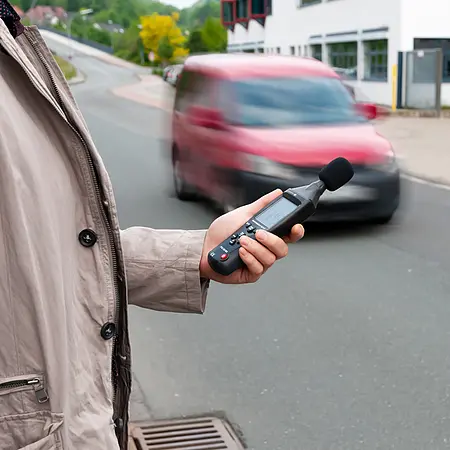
[248,189,283,213]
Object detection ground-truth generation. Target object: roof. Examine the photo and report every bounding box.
[25,6,67,20]
[183,53,339,80]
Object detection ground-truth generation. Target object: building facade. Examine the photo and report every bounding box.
[221,0,450,106]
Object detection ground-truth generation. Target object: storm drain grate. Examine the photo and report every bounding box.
[130,416,245,450]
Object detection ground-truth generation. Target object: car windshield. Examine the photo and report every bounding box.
[229,76,366,128]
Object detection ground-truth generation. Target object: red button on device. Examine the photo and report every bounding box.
[220,253,228,261]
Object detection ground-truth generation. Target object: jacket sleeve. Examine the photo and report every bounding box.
[120,227,210,313]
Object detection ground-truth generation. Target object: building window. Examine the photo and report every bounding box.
[276,47,281,54]
[222,1,234,24]
[266,0,272,14]
[251,0,264,15]
[290,46,295,56]
[237,0,248,19]
[364,39,388,81]
[328,42,358,79]
[310,44,322,61]
[444,53,450,81]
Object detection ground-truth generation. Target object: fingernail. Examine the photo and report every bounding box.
[257,230,267,241]
[240,236,249,246]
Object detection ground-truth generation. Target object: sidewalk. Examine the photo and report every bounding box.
[40,29,148,73]
[112,74,174,112]
[375,117,450,185]
[111,75,450,186]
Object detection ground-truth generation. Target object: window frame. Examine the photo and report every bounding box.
[310,44,322,61]
[328,42,358,80]
[363,39,388,82]
[236,0,249,20]
[221,1,235,25]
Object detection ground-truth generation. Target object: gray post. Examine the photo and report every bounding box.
[435,48,443,116]
[67,15,73,60]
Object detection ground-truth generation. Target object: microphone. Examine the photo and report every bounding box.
[208,157,354,276]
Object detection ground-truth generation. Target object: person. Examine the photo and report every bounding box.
[0,5,304,450]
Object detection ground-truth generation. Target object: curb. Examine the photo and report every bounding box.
[68,68,86,86]
[388,110,450,118]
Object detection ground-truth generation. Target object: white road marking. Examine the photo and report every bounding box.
[401,174,450,191]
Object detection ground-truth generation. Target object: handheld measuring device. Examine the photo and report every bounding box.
[208,157,354,276]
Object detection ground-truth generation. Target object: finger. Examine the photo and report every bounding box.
[239,235,277,270]
[284,224,305,244]
[239,247,264,279]
[254,230,288,260]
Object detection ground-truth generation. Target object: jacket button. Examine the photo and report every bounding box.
[114,418,124,431]
[100,322,116,340]
[79,229,97,247]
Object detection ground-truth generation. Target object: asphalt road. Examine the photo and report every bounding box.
[45,35,450,450]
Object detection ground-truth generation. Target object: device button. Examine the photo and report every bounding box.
[238,231,245,237]
[220,253,229,261]
[232,234,237,239]
[245,222,251,227]
[229,239,236,245]
[247,226,255,232]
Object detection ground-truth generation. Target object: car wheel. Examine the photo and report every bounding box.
[172,149,196,201]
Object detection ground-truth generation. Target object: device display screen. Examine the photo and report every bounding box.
[254,197,297,229]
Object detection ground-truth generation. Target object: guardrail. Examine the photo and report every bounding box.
[38,26,114,54]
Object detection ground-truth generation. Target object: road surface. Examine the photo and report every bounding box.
[44,34,450,450]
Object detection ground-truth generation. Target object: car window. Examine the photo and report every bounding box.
[189,73,216,109]
[229,76,366,128]
[174,69,192,112]
[217,80,236,123]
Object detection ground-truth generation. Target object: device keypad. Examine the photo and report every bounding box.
[227,222,260,247]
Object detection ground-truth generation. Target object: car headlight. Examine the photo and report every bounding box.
[371,152,399,173]
[242,154,299,180]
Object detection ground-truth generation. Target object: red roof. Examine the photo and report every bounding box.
[25,6,67,21]
[184,53,339,80]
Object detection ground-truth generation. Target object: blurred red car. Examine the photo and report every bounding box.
[171,54,400,224]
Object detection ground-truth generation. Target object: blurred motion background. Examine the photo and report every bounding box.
[13,0,450,447]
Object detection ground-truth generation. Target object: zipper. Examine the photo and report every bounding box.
[0,376,49,404]
[24,36,121,408]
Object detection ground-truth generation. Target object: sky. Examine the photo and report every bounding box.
[161,0,198,9]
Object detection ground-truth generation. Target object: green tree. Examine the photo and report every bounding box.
[200,17,227,52]
[186,29,208,54]
[86,26,112,46]
[113,20,143,64]
[157,35,174,66]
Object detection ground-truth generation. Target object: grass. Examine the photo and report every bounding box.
[53,54,77,81]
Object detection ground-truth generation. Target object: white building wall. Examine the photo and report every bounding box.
[399,0,450,105]
[228,20,265,52]
[227,0,450,106]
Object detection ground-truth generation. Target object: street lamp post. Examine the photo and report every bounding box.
[67,8,93,60]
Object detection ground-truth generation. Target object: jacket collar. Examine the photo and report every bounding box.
[0,19,66,119]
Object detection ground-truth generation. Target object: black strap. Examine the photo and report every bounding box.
[0,0,24,38]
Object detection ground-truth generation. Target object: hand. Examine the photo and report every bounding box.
[199,189,305,284]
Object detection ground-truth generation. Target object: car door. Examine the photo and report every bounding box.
[172,68,201,189]
[182,72,220,195]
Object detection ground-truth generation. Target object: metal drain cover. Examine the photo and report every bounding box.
[130,416,245,450]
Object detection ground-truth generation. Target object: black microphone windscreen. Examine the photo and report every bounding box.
[319,157,354,192]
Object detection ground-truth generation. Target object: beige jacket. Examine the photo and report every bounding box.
[0,20,210,450]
